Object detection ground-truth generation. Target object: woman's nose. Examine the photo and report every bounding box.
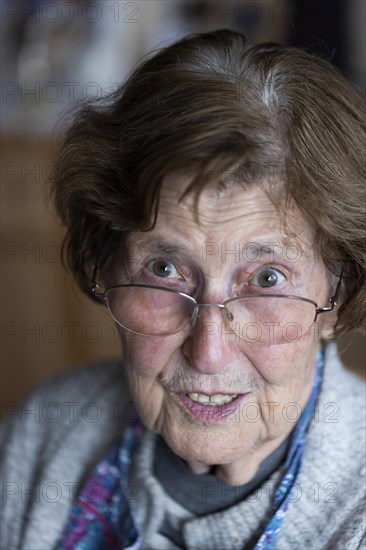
[181,304,239,375]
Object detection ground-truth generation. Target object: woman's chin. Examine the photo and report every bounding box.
[162,429,250,470]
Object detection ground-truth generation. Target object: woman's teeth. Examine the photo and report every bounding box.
[187,392,238,406]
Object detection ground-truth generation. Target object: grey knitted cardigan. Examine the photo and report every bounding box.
[1,343,365,550]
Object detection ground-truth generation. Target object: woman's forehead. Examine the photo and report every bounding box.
[122,176,318,272]
[154,172,314,242]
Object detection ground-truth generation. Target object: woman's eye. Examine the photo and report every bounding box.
[251,267,286,288]
[147,258,180,279]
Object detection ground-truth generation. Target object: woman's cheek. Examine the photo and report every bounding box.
[243,337,317,385]
[120,331,179,378]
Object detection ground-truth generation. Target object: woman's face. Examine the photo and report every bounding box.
[116,173,335,479]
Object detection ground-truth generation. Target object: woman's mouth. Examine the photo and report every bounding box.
[175,391,250,423]
[187,392,238,405]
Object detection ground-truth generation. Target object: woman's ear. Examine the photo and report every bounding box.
[319,266,345,341]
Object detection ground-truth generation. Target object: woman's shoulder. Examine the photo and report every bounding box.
[23,357,126,402]
[323,343,365,411]
[1,358,134,451]
[0,359,135,549]
[278,344,366,549]
[316,343,366,460]
[2,358,130,432]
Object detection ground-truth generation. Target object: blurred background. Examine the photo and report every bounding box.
[1,0,365,410]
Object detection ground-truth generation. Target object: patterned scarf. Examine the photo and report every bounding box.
[57,350,324,549]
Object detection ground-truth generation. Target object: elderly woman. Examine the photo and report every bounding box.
[1,30,365,550]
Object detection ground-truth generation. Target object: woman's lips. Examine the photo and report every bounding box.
[175,392,250,424]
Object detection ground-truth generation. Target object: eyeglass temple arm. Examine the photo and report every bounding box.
[316,268,343,314]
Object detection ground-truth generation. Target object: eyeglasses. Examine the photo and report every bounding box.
[91,272,342,345]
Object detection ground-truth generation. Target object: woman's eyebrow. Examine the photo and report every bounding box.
[129,236,312,266]
[244,241,308,259]
[131,238,192,257]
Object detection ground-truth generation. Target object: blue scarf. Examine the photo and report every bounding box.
[57,350,324,549]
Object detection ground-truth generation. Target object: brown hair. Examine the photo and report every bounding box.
[52,29,366,335]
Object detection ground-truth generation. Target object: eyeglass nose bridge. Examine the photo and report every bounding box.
[190,302,234,328]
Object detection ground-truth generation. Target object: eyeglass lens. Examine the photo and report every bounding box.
[105,287,317,344]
